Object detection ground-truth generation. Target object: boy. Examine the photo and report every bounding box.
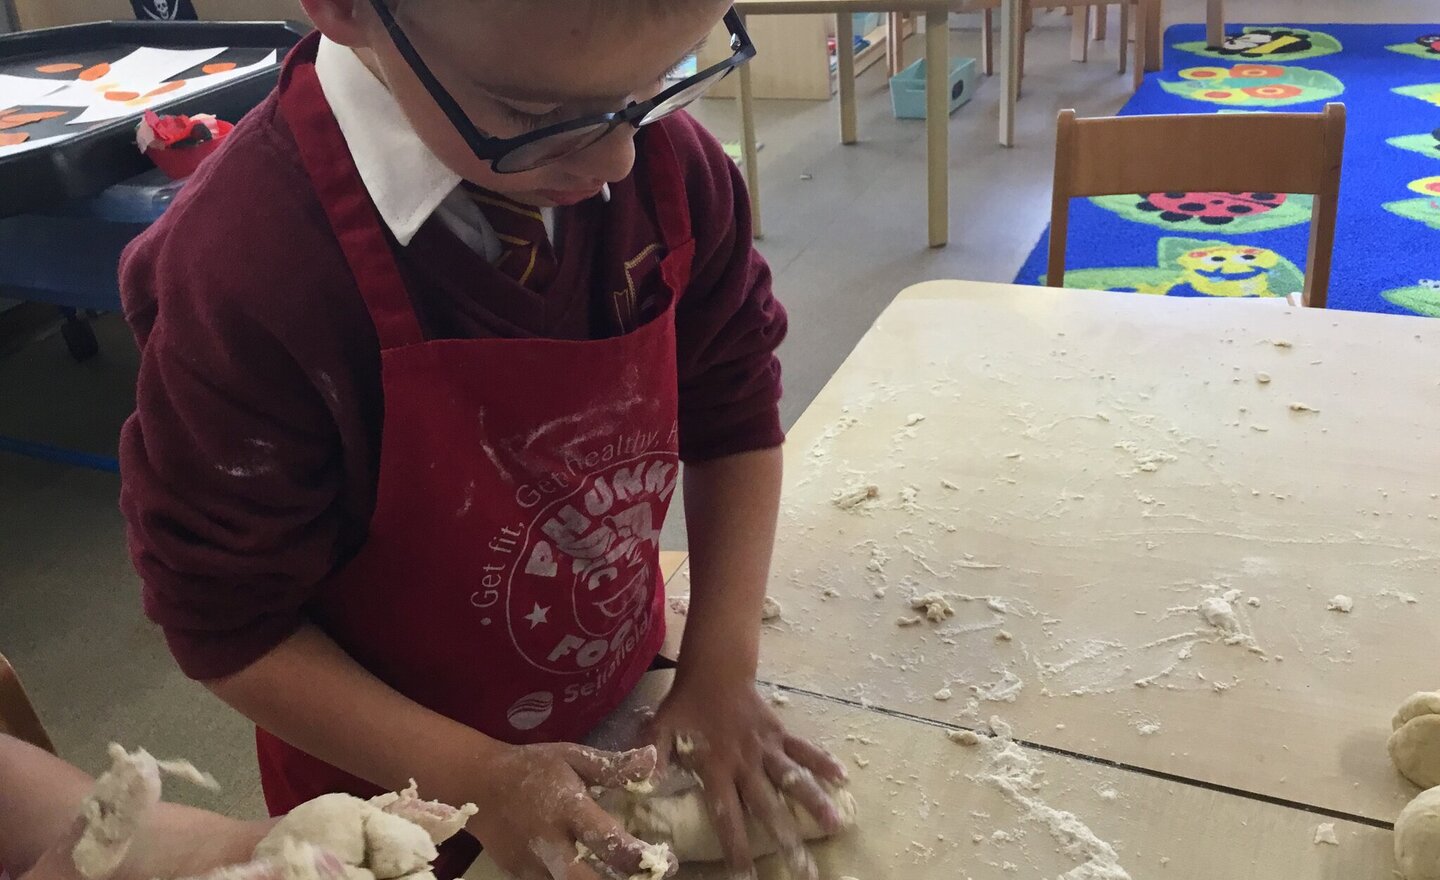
[118,1,846,878]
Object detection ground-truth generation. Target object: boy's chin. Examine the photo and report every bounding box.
[510,186,606,208]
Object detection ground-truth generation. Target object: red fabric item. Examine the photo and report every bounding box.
[118,32,785,688]
[251,48,691,868]
[463,184,558,290]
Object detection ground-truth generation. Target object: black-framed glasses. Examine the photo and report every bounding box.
[366,0,756,173]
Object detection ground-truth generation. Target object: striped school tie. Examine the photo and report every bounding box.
[463,184,557,290]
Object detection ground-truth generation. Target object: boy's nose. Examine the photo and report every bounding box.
[564,124,637,185]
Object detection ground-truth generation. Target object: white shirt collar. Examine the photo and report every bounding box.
[313,36,461,246]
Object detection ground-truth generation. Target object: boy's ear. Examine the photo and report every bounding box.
[299,0,374,48]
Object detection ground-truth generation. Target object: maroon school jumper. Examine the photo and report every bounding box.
[119,33,785,873]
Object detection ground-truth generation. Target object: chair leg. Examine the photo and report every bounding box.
[1092,4,1107,40]
[1117,0,1129,73]
[1070,5,1090,62]
[887,12,905,76]
[982,6,994,76]
[1143,0,1162,70]
[1131,0,1146,88]
[836,11,858,144]
[1206,0,1224,48]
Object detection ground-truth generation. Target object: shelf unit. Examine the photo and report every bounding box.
[701,13,914,101]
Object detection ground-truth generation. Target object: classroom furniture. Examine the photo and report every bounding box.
[725,0,1023,249]
[1207,0,1224,48]
[0,651,54,754]
[470,279,1436,879]
[9,0,308,30]
[1018,0,1155,89]
[1047,104,1346,307]
[700,12,917,100]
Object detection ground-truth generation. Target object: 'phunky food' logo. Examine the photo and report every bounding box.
[503,451,677,678]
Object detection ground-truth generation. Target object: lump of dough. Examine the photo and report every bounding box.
[256,793,372,866]
[369,780,478,845]
[761,596,783,621]
[364,808,438,879]
[1395,786,1440,880]
[909,592,954,622]
[1397,693,1440,729]
[625,782,858,863]
[73,745,164,880]
[1392,714,1440,790]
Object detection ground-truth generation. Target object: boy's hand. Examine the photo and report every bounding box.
[468,743,672,880]
[647,679,848,880]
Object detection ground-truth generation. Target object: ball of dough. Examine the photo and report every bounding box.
[626,782,858,863]
[1391,693,1440,790]
[363,808,438,879]
[1395,786,1440,880]
[256,793,372,866]
[1396,693,1440,730]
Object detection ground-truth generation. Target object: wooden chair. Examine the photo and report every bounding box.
[0,650,55,754]
[1046,104,1346,308]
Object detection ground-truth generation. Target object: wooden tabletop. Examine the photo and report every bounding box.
[733,0,975,14]
[465,671,1397,879]
[737,280,1438,826]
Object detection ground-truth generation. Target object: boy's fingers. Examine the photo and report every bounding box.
[528,837,603,880]
[700,776,754,879]
[562,744,657,788]
[569,800,659,878]
[738,775,815,880]
[762,755,843,834]
[783,734,847,786]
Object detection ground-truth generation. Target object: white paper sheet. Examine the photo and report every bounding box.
[0,73,66,108]
[0,132,76,159]
[63,49,277,124]
[40,45,229,112]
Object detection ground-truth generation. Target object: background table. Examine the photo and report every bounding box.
[728,0,1023,248]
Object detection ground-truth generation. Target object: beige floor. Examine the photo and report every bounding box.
[0,0,1432,817]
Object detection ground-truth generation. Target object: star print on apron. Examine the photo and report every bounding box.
[258,37,696,868]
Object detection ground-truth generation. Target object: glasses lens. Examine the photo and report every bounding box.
[493,121,615,173]
[640,65,734,126]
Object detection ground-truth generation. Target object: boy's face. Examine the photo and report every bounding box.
[309,0,730,207]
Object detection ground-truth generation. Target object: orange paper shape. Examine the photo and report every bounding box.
[36,62,83,74]
[0,111,66,130]
[78,62,111,81]
[0,131,30,146]
[105,90,142,102]
[202,62,237,74]
[143,81,186,98]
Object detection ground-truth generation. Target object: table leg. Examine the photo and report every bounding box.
[999,0,1019,147]
[1117,0,1129,73]
[1092,4,1107,40]
[1070,5,1089,62]
[925,8,948,248]
[836,11,858,144]
[887,12,905,76]
[1206,0,1224,48]
[1143,0,1161,70]
[981,7,994,75]
[737,18,762,240]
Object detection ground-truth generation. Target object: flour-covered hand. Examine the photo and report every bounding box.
[647,680,847,879]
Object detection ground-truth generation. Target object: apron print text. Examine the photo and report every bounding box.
[473,423,680,730]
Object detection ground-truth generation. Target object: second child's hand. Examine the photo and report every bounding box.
[467,743,676,880]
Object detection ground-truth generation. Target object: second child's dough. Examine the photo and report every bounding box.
[1395,785,1440,880]
[623,781,858,862]
[1391,692,1440,790]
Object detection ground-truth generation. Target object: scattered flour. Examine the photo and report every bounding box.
[1289,402,1320,414]
[910,592,956,622]
[1312,823,1339,846]
[1256,372,1272,384]
[833,483,880,510]
[1326,595,1354,613]
[970,718,1131,880]
[760,596,784,620]
[947,730,984,746]
[934,687,954,702]
[971,670,1025,703]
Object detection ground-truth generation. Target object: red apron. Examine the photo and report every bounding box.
[258,39,694,864]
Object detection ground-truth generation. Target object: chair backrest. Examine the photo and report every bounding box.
[1046,103,1345,308]
[0,651,55,754]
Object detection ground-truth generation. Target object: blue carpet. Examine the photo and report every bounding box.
[1013,23,1440,316]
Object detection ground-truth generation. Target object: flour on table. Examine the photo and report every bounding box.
[833,483,880,510]
[1256,371,1272,384]
[1326,595,1354,613]
[768,689,792,707]
[997,630,1014,642]
[934,687,954,702]
[1289,402,1320,414]
[910,592,955,622]
[970,717,1131,880]
[971,670,1025,703]
[761,595,784,620]
[947,729,984,746]
[1312,823,1339,846]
